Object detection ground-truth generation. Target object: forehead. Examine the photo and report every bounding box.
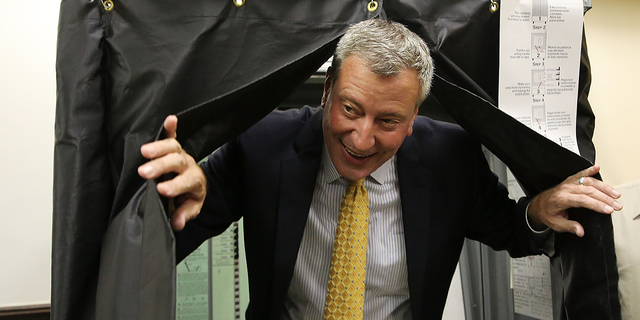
[333,56,420,109]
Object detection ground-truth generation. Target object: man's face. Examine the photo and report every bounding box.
[321,55,420,181]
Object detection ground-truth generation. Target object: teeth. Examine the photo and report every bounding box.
[345,147,368,158]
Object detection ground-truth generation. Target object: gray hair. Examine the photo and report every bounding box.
[332,19,434,107]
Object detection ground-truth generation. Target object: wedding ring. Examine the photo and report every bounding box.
[578,177,585,185]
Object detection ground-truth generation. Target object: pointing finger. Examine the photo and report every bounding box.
[140,138,182,160]
[156,164,205,198]
[139,151,190,180]
[570,164,599,182]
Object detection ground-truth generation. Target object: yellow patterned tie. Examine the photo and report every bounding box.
[324,178,369,319]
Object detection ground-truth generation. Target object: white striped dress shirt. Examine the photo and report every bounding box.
[283,146,412,319]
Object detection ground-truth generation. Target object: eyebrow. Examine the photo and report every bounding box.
[339,93,363,109]
[378,111,406,120]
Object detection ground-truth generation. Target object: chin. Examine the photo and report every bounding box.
[338,168,372,182]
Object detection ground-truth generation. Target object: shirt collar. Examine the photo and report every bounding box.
[321,144,395,185]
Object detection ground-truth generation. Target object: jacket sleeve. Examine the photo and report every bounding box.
[175,139,245,262]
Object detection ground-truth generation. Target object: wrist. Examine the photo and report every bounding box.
[526,201,547,232]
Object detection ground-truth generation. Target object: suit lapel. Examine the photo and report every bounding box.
[270,109,324,318]
[397,135,433,319]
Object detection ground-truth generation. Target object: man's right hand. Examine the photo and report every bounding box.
[138,115,207,231]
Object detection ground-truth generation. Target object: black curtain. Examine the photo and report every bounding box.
[53,1,618,319]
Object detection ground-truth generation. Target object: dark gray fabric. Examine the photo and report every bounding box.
[95,179,175,320]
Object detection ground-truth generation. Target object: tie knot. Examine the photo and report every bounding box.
[350,178,366,187]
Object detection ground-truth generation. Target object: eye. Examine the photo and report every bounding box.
[344,105,355,114]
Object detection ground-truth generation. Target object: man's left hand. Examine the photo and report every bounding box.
[527,165,622,237]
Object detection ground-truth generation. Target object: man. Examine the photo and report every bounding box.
[138,19,622,319]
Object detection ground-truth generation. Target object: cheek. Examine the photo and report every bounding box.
[379,131,410,152]
[328,112,350,134]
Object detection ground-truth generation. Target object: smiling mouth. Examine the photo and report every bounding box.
[344,145,373,159]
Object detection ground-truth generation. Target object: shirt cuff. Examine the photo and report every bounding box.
[525,203,555,256]
[525,203,549,233]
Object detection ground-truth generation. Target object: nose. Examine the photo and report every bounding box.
[351,119,375,152]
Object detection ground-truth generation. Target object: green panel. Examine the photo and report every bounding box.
[176,242,210,320]
[176,221,250,320]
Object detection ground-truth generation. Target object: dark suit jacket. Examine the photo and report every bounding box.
[176,106,543,319]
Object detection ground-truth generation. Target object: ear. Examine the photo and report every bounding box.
[321,67,334,109]
[406,107,419,136]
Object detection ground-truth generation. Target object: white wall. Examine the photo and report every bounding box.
[0,0,637,310]
[0,0,59,307]
[585,0,640,187]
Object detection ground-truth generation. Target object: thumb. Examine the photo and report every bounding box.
[171,213,187,231]
[163,115,178,139]
[553,218,584,237]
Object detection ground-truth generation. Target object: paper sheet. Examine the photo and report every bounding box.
[499,0,584,155]
[511,256,554,320]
